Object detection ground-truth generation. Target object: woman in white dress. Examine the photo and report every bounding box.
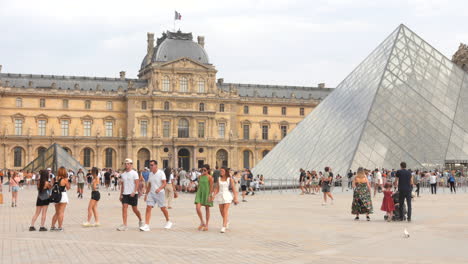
[213,167,239,233]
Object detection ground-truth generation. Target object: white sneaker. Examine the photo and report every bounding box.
[139,224,151,232]
[139,221,145,228]
[322,202,326,206]
[116,225,128,231]
[220,227,226,233]
[164,221,173,229]
[82,222,93,227]
[93,222,101,227]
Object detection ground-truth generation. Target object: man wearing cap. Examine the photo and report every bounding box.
[142,167,150,183]
[47,168,55,182]
[117,158,144,231]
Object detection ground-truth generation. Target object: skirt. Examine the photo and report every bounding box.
[215,192,233,204]
[36,197,50,206]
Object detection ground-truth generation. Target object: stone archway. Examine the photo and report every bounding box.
[137,148,151,171]
[216,149,228,168]
[178,148,190,171]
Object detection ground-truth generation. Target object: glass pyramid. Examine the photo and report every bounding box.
[253,24,468,179]
[23,143,87,174]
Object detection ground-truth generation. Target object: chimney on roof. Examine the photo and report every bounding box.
[146,33,155,66]
[217,78,224,85]
[197,36,205,48]
[120,71,126,80]
[318,83,325,89]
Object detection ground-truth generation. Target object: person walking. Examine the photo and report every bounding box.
[414,170,421,197]
[213,167,239,233]
[373,168,383,197]
[299,169,306,195]
[347,170,353,190]
[448,172,456,193]
[140,160,172,232]
[430,172,437,194]
[83,167,100,227]
[395,162,413,222]
[381,183,395,222]
[194,164,214,231]
[117,159,143,231]
[29,170,51,231]
[76,168,85,199]
[240,171,248,202]
[351,167,373,221]
[164,167,176,209]
[321,167,334,205]
[10,172,20,207]
[50,167,70,231]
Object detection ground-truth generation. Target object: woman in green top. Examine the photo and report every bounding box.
[195,164,214,231]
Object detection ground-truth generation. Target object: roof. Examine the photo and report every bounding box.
[217,82,332,99]
[0,73,147,91]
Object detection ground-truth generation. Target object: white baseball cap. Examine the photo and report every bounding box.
[47,168,52,171]
[124,158,133,164]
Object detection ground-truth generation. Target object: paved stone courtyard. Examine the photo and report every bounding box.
[1,186,467,264]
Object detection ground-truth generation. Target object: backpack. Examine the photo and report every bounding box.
[50,179,62,203]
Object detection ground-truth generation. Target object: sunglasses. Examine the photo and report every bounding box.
[202,169,207,172]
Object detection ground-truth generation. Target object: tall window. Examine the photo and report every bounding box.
[105,121,113,137]
[63,99,69,109]
[38,120,46,136]
[180,77,188,92]
[83,121,91,136]
[263,106,268,115]
[83,148,91,167]
[199,103,205,112]
[262,125,268,140]
[243,150,251,169]
[178,119,189,138]
[281,125,288,138]
[300,107,305,116]
[85,100,91,109]
[243,125,250,140]
[39,98,46,108]
[15,119,23,135]
[162,76,170,91]
[106,101,113,110]
[105,148,113,168]
[14,147,22,167]
[218,123,225,139]
[281,107,287,115]
[61,120,69,136]
[163,121,170,138]
[164,101,170,110]
[141,101,147,110]
[219,104,225,112]
[16,98,22,108]
[198,79,205,93]
[244,105,249,114]
[198,122,205,138]
[140,120,148,137]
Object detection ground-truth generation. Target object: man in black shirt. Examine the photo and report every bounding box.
[299,169,306,194]
[347,170,353,189]
[395,162,413,222]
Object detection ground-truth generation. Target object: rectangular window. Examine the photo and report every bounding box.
[85,100,91,109]
[281,125,287,139]
[16,98,22,108]
[61,120,69,136]
[39,98,46,108]
[38,120,46,136]
[262,125,268,140]
[300,107,305,116]
[163,121,170,138]
[218,123,225,138]
[83,121,91,136]
[244,105,249,114]
[198,122,205,138]
[162,77,170,92]
[198,80,205,93]
[140,120,148,137]
[15,119,23,135]
[263,106,268,115]
[141,101,147,110]
[243,125,250,140]
[105,121,113,137]
[63,99,69,109]
[106,101,113,110]
[219,104,225,112]
[281,107,287,115]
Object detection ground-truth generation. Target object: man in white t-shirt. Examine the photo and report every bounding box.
[373,168,383,197]
[117,158,144,231]
[140,160,172,232]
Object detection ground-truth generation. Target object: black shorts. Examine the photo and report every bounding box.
[91,191,101,201]
[36,197,50,206]
[122,194,138,206]
[105,180,110,185]
[241,185,247,191]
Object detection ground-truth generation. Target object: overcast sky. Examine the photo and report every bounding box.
[1,0,467,87]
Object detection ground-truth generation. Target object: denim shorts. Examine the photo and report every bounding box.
[12,186,20,192]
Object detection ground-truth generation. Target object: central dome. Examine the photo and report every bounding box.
[140,30,210,70]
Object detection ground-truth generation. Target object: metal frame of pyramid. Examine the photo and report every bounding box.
[23,143,87,174]
[253,24,468,179]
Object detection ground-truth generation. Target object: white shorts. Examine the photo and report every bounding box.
[59,192,69,204]
[146,192,165,208]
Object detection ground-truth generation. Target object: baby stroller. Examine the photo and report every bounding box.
[383,190,407,221]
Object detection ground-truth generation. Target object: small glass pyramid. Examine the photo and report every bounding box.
[23,143,87,174]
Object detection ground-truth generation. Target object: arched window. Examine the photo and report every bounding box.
[14,147,23,167]
[199,103,205,112]
[164,101,170,110]
[105,148,114,168]
[198,79,205,93]
[162,76,170,91]
[83,148,92,167]
[180,77,188,92]
[219,104,225,112]
[178,119,189,138]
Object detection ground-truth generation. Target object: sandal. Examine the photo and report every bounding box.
[197,225,205,231]
[354,216,359,221]
[202,226,209,231]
